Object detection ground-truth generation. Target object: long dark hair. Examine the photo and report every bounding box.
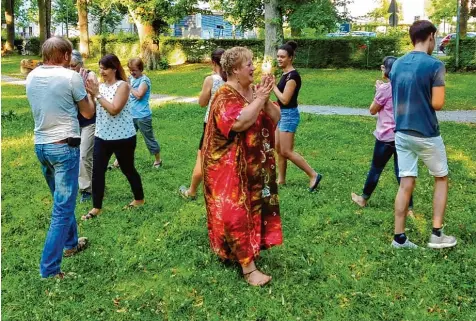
[383,56,397,79]
[211,48,227,81]
[278,40,298,59]
[99,54,127,81]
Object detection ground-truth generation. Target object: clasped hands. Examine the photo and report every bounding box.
[255,74,275,106]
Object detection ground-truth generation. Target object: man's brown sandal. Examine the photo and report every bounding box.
[64,237,88,257]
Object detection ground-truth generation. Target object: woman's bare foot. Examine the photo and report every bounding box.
[243,269,272,286]
[351,192,367,207]
[82,208,101,220]
[277,180,286,185]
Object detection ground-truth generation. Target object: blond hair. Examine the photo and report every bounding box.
[42,36,73,64]
[220,47,253,77]
[128,57,144,71]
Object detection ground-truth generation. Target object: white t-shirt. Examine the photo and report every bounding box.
[26,65,87,144]
[95,81,136,140]
[204,74,225,123]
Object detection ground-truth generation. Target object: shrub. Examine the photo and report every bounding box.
[446,37,476,71]
[80,34,408,69]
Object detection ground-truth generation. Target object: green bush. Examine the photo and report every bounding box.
[79,34,407,69]
[24,37,41,55]
[446,37,476,71]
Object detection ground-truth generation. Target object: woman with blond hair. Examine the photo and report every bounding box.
[202,47,282,286]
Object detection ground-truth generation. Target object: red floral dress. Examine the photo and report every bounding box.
[202,84,283,266]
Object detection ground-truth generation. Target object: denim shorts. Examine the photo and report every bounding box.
[278,108,300,133]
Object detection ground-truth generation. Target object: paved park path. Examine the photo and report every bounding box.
[3,74,475,123]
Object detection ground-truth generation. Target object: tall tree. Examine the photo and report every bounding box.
[4,0,15,53]
[53,0,78,37]
[460,0,469,36]
[428,0,457,25]
[264,0,283,60]
[77,0,89,56]
[38,0,47,46]
[122,0,198,70]
[46,0,51,38]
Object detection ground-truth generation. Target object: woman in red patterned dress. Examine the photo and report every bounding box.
[202,47,282,286]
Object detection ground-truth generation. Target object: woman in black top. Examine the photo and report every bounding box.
[273,41,322,192]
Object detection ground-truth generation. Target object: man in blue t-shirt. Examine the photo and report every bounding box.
[389,20,456,249]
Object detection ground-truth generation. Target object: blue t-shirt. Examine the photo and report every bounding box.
[390,51,446,138]
[129,75,151,119]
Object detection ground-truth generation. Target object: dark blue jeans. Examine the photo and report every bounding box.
[35,143,80,277]
[362,139,414,208]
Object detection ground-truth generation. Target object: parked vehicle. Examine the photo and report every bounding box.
[326,31,377,38]
[439,32,476,52]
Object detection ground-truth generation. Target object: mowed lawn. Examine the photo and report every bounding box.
[2,79,476,320]
[2,54,476,111]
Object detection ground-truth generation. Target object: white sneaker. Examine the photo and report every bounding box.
[428,233,457,249]
[391,239,419,249]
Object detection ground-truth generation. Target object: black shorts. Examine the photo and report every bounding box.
[198,122,207,150]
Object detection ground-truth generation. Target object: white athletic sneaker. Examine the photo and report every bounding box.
[391,239,419,249]
[427,233,457,249]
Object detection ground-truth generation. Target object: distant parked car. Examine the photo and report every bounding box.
[439,32,476,52]
[350,31,377,37]
[325,31,377,38]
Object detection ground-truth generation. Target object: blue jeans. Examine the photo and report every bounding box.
[133,116,161,155]
[35,143,80,277]
[362,139,414,209]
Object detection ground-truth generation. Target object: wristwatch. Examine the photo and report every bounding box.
[95,94,102,102]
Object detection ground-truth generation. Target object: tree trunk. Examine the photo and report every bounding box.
[460,0,469,37]
[77,0,89,56]
[129,7,160,70]
[46,0,52,38]
[4,0,15,53]
[38,0,47,46]
[264,0,283,61]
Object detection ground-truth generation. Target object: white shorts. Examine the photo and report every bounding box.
[395,132,449,178]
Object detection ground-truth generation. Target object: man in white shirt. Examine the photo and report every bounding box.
[26,36,95,278]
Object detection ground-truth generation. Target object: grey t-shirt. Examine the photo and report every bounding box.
[390,51,446,138]
[26,65,87,144]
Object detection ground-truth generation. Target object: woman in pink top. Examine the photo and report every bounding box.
[352,56,414,215]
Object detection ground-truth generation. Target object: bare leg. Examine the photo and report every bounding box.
[241,260,271,286]
[154,152,161,164]
[275,129,287,184]
[278,131,317,188]
[394,177,416,234]
[187,150,203,196]
[432,176,448,229]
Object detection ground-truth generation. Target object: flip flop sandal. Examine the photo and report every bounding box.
[122,202,144,210]
[179,186,197,200]
[153,160,163,168]
[81,212,98,221]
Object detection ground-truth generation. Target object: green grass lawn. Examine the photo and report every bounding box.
[2,81,476,320]
[3,54,476,111]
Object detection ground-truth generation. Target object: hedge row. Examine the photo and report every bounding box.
[14,34,476,70]
[446,38,476,71]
